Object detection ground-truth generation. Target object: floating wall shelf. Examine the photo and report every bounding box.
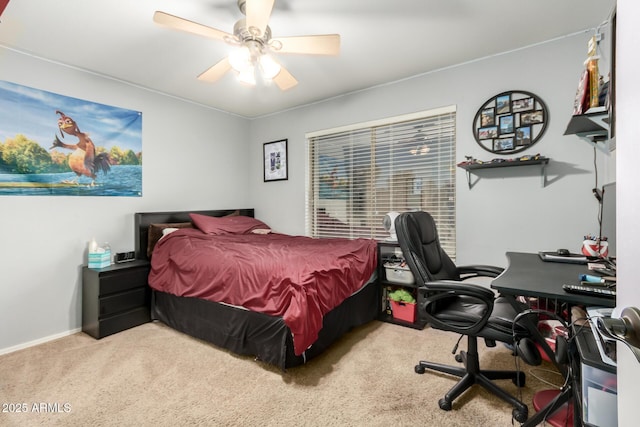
[458,157,550,189]
[564,111,609,143]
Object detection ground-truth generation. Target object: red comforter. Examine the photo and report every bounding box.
[148,229,378,355]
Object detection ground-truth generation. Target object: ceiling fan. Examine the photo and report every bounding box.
[153,0,340,90]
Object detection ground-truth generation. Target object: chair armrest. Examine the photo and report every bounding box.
[418,281,495,335]
[457,264,505,278]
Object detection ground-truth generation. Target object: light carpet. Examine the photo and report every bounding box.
[0,321,563,426]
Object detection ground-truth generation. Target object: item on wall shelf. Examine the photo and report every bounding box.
[573,69,591,115]
[457,153,546,168]
[263,139,288,182]
[472,90,549,155]
[586,35,601,109]
[457,154,549,189]
[572,33,610,116]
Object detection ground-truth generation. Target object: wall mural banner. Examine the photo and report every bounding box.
[0,80,142,196]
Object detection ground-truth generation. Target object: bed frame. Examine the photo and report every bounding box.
[134,208,379,370]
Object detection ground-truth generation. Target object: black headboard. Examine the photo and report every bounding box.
[134,208,254,260]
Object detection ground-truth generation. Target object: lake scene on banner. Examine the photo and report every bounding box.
[0,80,142,196]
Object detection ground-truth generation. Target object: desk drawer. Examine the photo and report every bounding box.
[99,287,149,317]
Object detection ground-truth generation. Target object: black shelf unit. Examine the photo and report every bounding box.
[457,157,549,188]
[377,241,426,330]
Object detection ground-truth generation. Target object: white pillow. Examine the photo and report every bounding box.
[159,227,179,240]
[251,228,272,235]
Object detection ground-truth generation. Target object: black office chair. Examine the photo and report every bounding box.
[395,211,540,423]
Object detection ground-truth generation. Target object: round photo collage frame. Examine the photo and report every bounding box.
[472,90,549,155]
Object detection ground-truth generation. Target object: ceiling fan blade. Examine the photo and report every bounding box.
[153,11,232,40]
[271,34,340,56]
[273,65,298,91]
[197,58,232,83]
[244,0,275,37]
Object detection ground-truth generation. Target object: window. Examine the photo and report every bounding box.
[306,106,456,258]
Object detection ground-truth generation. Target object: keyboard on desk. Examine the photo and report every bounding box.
[562,283,616,298]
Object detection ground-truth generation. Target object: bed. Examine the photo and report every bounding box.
[134,208,379,370]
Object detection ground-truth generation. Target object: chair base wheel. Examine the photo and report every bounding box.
[415,364,426,374]
[512,407,528,423]
[454,354,463,363]
[438,398,452,411]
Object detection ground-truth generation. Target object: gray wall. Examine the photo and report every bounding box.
[0,28,615,353]
[249,31,615,267]
[0,48,250,352]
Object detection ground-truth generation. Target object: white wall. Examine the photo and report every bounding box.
[613,1,640,425]
[0,48,251,352]
[249,31,616,267]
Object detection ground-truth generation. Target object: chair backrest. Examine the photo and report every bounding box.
[395,211,460,284]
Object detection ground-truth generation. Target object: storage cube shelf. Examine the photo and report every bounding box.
[377,241,426,329]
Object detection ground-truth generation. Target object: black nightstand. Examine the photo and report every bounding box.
[82,260,151,339]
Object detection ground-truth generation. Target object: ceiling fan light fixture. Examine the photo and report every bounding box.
[154,0,337,90]
[259,54,281,79]
[237,67,256,86]
[229,46,252,72]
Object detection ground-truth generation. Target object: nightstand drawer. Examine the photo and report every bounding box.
[97,307,150,338]
[98,267,149,296]
[99,287,150,317]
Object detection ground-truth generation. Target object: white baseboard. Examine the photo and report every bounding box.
[0,328,82,356]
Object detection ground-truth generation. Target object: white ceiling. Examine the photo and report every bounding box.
[0,0,615,118]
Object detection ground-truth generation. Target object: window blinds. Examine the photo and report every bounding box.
[306,106,457,258]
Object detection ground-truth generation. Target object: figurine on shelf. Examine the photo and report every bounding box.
[456,156,477,167]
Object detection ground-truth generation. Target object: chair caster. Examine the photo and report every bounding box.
[438,398,452,411]
[415,364,425,374]
[454,353,463,363]
[512,406,528,423]
[512,371,526,387]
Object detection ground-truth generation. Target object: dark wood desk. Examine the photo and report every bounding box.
[491,252,616,427]
[492,252,615,308]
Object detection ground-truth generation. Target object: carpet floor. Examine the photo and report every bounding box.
[0,320,564,426]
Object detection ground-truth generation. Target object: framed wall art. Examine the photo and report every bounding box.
[472,90,549,154]
[263,139,288,182]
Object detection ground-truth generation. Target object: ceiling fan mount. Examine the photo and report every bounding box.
[153,0,340,90]
[226,19,273,48]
